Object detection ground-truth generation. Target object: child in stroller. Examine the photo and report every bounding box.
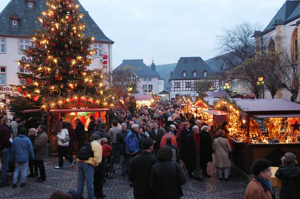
[101,138,115,179]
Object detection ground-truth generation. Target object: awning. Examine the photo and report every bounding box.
[22,109,43,113]
[253,114,300,118]
[50,108,110,113]
[205,110,231,116]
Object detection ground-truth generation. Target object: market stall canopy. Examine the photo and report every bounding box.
[206,91,231,99]
[206,109,231,116]
[50,108,110,113]
[132,94,153,101]
[234,99,300,116]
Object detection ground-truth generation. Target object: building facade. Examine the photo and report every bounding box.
[254,0,300,101]
[169,57,219,99]
[114,59,161,95]
[0,0,113,115]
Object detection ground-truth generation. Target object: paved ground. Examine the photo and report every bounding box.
[0,157,248,199]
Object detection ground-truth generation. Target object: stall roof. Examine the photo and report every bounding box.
[206,110,231,116]
[234,99,300,115]
[132,94,153,101]
[253,114,300,118]
[50,108,110,113]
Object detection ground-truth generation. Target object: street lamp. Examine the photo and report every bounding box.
[257,77,265,99]
[224,83,230,91]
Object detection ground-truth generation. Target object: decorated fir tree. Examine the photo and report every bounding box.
[16,0,114,109]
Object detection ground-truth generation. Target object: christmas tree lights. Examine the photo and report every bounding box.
[16,0,114,109]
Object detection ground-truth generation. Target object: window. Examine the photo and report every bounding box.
[92,43,102,57]
[12,20,18,26]
[148,78,152,81]
[128,72,138,82]
[138,67,142,70]
[292,28,298,62]
[203,71,208,77]
[0,67,6,85]
[182,71,187,77]
[28,2,33,8]
[0,39,6,53]
[142,85,147,92]
[143,78,147,81]
[175,82,180,88]
[19,39,30,54]
[186,82,191,88]
[19,67,29,85]
[148,85,153,92]
[192,71,197,77]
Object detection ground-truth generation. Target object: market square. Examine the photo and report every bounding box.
[0,0,300,199]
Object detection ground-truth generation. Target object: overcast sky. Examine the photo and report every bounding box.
[0,0,285,67]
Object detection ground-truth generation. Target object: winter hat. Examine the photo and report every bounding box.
[251,159,271,176]
[101,138,108,143]
[170,124,177,130]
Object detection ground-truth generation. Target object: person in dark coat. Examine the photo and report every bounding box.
[149,121,163,156]
[75,119,85,149]
[129,139,157,199]
[87,116,96,137]
[199,125,213,178]
[67,122,77,158]
[275,152,300,199]
[179,122,190,164]
[185,125,201,180]
[117,123,130,176]
[150,146,186,199]
[93,123,111,143]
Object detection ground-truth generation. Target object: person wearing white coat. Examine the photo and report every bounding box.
[55,122,75,169]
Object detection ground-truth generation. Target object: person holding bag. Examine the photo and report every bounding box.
[55,122,76,169]
[213,129,232,182]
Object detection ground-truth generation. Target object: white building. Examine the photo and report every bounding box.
[169,57,219,99]
[0,0,113,115]
[114,59,161,95]
[254,0,300,101]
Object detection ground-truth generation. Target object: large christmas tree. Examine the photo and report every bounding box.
[16,0,113,109]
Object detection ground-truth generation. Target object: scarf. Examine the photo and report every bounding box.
[254,176,271,191]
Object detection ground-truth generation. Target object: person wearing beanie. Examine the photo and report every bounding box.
[275,152,300,199]
[244,159,272,199]
[93,123,111,143]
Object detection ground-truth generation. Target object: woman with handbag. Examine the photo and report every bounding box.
[213,129,232,182]
[55,122,76,169]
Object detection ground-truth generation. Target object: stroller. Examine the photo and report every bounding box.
[105,153,115,179]
[101,138,115,179]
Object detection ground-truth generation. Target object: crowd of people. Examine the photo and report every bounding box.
[0,101,300,199]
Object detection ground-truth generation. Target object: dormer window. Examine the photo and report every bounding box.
[26,0,35,8]
[203,70,208,77]
[182,71,187,77]
[138,67,142,70]
[12,20,18,26]
[192,71,197,77]
[10,14,20,26]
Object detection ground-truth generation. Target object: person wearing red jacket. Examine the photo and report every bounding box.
[101,138,112,158]
[160,126,177,148]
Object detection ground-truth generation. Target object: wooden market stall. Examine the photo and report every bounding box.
[23,108,110,154]
[212,99,300,173]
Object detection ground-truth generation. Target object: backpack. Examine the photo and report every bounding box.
[77,143,94,160]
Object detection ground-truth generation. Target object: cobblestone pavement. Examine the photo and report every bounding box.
[0,157,248,199]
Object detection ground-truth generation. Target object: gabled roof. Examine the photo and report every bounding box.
[114,59,160,78]
[0,0,113,43]
[263,1,300,34]
[169,57,215,80]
